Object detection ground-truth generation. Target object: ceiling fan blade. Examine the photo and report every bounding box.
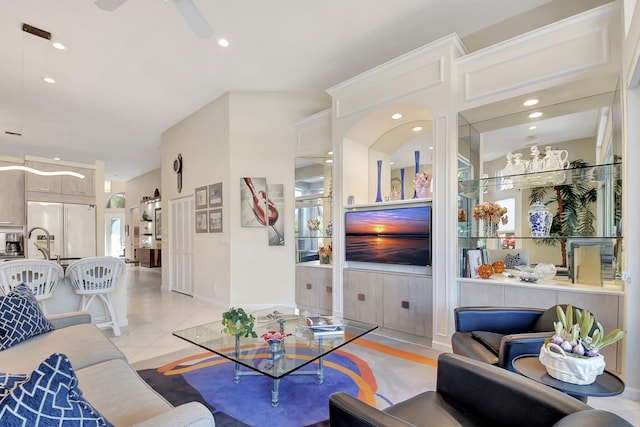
[173,0,213,38]
[94,0,127,12]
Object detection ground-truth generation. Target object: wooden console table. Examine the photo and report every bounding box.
[136,248,161,268]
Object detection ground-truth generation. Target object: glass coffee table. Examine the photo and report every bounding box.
[173,306,377,407]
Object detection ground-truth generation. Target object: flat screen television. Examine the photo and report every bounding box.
[345,204,431,266]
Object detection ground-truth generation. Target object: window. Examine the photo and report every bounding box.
[107,192,125,209]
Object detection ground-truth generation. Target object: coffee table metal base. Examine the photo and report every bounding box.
[232,336,326,407]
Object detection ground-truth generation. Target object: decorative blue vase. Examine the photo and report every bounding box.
[375,160,383,202]
[413,150,420,199]
[528,201,552,237]
[400,168,405,200]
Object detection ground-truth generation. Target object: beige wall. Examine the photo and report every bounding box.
[161,91,330,307]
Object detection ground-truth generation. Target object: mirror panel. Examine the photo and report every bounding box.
[457,88,622,273]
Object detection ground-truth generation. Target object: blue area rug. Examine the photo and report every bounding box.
[138,346,377,427]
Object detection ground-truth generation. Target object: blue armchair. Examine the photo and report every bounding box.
[451,306,567,372]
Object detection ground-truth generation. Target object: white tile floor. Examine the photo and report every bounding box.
[106,266,640,425]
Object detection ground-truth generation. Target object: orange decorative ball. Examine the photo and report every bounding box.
[477,264,495,279]
[492,260,506,274]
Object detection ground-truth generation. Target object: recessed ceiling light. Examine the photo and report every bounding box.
[529,126,537,130]
[328,151,333,155]
[391,113,402,120]
[218,38,230,47]
[52,42,65,50]
[429,146,433,150]
[523,99,539,106]
[529,112,543,118]
[412,126,423,132]
[325,159,333,163]
[53,157,60,161]
[43,77,55,84]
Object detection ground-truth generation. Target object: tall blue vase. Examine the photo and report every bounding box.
[413,150,420,199]
[400,168,405,200]
[375,160,383,202]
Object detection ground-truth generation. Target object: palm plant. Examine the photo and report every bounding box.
[528,160,597,267]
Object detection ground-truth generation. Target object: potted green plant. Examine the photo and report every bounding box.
[540,305,626,385]
[221,307,257,338]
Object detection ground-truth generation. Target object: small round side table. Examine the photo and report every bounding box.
[512,354,625,403]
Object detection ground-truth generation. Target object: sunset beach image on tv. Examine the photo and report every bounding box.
[345,205,431,266]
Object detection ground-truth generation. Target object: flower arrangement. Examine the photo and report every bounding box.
[413,171,432,198]
[306,218,321,232]
[318,244,332,258]
[262,331,292,342]
[548,305,626,358]
[458,208,467,222]
[413,171,432,189]
[473,201,508,225]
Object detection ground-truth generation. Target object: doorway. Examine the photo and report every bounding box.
[170,196,194,295]
[105,210,125,258]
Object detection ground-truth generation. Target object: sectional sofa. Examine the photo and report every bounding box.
[0,310,215,426]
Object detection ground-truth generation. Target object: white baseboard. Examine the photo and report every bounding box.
[622,386,640,401]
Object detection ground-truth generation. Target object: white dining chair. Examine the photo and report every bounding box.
[0,259,64,315]
[65,256,126,337]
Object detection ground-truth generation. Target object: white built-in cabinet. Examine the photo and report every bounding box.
[344,269,432,339]
[296,264,332,315]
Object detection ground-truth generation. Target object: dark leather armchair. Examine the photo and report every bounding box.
[451,306,564,371]
[329,353,631,427]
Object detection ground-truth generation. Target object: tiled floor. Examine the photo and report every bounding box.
[107,266,640,424]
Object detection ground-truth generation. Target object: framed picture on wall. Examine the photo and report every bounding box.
[208,182,223,208]
[209,208,223,233]
[195,210,208,233]
[240,177,267,227]
[195,186,208,210]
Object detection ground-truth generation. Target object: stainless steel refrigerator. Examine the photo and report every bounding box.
[27,202,97,260]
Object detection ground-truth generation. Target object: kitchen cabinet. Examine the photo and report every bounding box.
[26,161,95,203]
[26,161,62,194]
[0,160,25,226]
[61,167,95,197]
[295,264,332,315]
[344,269,432,339]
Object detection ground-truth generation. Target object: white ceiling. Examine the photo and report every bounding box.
[0,0,571,181]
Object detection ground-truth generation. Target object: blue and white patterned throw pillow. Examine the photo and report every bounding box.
[0,353,112,426]
[0,373,29,400]
[0,283,54,350]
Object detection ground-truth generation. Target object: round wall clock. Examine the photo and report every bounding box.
[174,153,183,193]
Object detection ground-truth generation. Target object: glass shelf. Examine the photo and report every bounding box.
[458,163,621,197]
[458,235,623,241]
